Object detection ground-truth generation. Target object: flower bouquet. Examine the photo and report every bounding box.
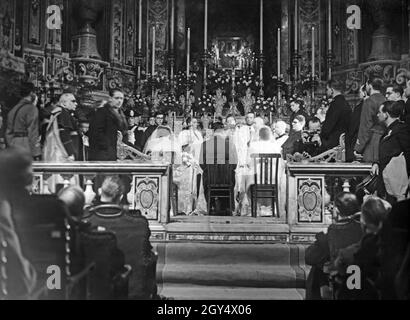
[196,93,214,115]
[254,96,275,115]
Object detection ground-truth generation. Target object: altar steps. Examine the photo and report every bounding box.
[153,242,309,300]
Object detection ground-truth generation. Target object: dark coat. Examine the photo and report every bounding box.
[378,120,410,174]
[345,100,363,162]
[282,130,302,158]
[56,107,79,158]
[320,94,351,150]
[354,93,386,163]
[289,109,309,133]
[403,100,410,128]
[88,105,127,161]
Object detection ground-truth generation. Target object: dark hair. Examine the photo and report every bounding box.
[212,122,225,131]
[361,197,389,226]
[334,192,360,217]
[392,84,404,97]
[382,100,404,118]
[294,115,306,124]
[308,116,321,125]
[327,78,344,92]
[109,88,124,97]
[20,81,36,97]
[0,147,33,199]
[185,117,192,125]
[368,77,384,92]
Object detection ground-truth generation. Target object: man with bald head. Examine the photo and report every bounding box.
[51,92,80,160]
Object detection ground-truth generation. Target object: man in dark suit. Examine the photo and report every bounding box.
[320,79,351,151]
[289,97,309,133]
[372,100,410,202]
[354,77,386,163]
[346,85,367,162]
[199,123,238,215]
[88,89,128,161]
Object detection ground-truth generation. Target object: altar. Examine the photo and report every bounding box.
[31,161,373,244]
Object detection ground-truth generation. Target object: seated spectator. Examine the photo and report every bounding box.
[86,175,157,299]
[247,126,282,166]
[58,186,86,220]
[282,115,305,158]
[272,120,289,147]
[334,196,406,299]
[305,192,363,300]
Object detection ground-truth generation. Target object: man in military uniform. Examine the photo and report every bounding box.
[124,109,145,151]
[5,82,42,160]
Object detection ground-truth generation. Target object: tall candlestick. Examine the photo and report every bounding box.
[260,0,263,52]
[138,0,142,49]
[328,0,332,51]
[171,0,175,50]
[294,0,298,50]
[187,28,190,78]
[312,26,315,77]
[204,0,208,50]
[152,26,155,75]
[277,28,281,78]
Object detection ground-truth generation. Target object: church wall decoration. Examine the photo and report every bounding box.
[134,176,160,220]
[0,0,15,54]
[111,0,125,65]
[124,0,137,67]
[27,0,42,46]
[148,0,169,74]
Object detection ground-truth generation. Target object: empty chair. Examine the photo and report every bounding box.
[250,153,281,218]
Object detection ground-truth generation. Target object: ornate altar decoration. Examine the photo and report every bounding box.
[207,69,232,93]
[236,72,259,95]
[253,96,275,117]
[134,177,160,220]
[175,70,198,97]
[197,93,214,115]
[297,178,324,223]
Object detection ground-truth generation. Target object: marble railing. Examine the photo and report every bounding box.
[287,163,373,229]
[32,162,172,224]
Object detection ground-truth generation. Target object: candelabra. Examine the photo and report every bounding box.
[202,50,209,95]
[258,52,265,97]
[134,49,144,95]
[326,50,333,81]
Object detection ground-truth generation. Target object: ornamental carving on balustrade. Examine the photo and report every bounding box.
[135,177,159,220]
[148,0,169,73]
[297,177,324,223]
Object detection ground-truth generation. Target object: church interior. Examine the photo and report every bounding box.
[0,0,409,301]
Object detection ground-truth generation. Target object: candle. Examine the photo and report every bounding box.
[204,0,208,51]
[312,26,315,77]
[138,0,142,49]
[277,28,281,78]
[187,28,190,78]
[171,0,175,50]
[152,26,156,75]
[328,0,332,51]
[260,0,263,52]
[269,111,272,125]
[294,0,298,50]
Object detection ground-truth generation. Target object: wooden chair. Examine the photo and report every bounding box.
[250,153,281,218]
[80,228,132,300]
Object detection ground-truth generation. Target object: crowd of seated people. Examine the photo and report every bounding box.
[0,147,159,300]
[306,192,409,300]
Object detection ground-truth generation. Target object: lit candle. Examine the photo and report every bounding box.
[294,0,298,50]
[152,26,156,75]
[138,0,142,50]
[277,28,281,78]
[187,28,190,78]
[260,0,263,52]
[171,0,175,50]
[204,0,208,51]
[312,26,315,77]
[328,0,332,51]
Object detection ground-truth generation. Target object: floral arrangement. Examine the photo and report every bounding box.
[207,69,231,92]
[235,72,260,95]
[196,93,214,114]
[254,96,275,114]
[175,70,198,91]
[142,71,169,91]
[294,72,319,94]
[160,93,180,114]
